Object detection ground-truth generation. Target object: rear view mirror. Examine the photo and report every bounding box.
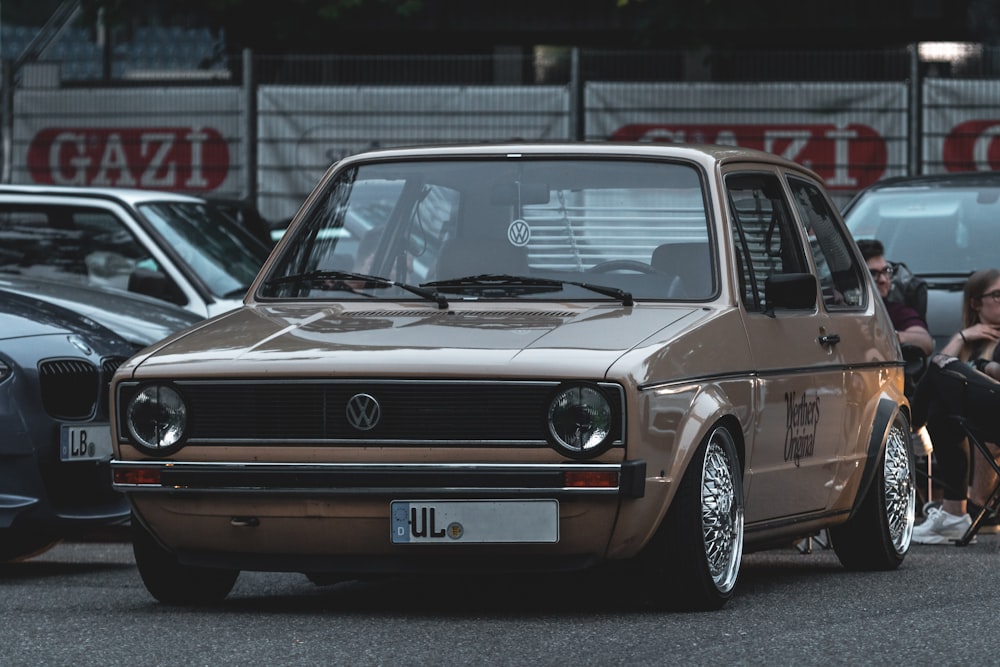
[490,182,550,205]
[765,273,817,311]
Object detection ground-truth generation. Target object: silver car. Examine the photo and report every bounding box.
[843,172,1000,351]
[0,185,271,318]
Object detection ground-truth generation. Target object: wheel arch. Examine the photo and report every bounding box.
[848,396,908,521]
[610,382,748,559]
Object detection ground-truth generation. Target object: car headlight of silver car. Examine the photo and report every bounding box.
[547,383,614,457]
[125,384,188,454]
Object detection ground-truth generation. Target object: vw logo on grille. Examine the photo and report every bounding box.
[346,393,381,431]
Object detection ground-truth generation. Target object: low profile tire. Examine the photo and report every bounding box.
[831,413,915,570]
[131,516,239,604]
[642,424,744,611]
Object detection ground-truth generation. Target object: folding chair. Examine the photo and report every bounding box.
[935,364,1000,546]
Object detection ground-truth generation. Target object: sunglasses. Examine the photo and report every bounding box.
[869,267,893,280]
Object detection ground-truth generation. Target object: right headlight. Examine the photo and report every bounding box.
[125,384,188,455]
[547,383,614,458]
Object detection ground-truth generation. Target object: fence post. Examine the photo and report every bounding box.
[242,48,257,204]
[908,43,922,176]
[1,59,12,183]
[570,47,584,141]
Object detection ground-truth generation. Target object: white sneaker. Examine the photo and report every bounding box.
[912,507,972,544]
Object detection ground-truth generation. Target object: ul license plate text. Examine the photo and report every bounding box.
[391,500,559,544]
[60,424,113,461]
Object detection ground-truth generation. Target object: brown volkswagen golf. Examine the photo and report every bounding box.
[110,143,915,610]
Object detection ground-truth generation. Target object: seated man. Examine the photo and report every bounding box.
[856,239,933,356]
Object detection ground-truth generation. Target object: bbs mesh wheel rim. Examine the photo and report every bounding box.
[701,427,744,593]
[884,422,915,554]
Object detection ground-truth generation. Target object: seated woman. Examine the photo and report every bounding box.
[911,268,1000,544]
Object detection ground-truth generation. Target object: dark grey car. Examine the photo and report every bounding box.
[0,275,203,350]
[0,288,166,560]
[843,172,1000,351]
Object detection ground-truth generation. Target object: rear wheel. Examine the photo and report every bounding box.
[642,424,744,611]
[831,413,915,570]
[131,515,239,604]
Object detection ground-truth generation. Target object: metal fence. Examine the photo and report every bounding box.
[4,46,1000,222]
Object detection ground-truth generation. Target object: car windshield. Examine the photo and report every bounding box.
[138,202,271,297]
[844,185,1000,275]
[260,158,713,302]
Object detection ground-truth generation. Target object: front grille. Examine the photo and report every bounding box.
[100,357,126,417]
[39,358,99,419]
[39,356,127,420]
[121,380,625,446]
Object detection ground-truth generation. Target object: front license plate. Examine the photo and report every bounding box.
[391,500,559,544]
[59,424,113,462]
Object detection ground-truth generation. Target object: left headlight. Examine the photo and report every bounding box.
[125,384,188,455]
[547,384,614,458]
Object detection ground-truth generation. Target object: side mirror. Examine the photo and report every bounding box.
[128,268,187,306]
[765,273,817,311]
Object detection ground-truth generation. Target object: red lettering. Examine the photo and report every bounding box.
[610,124,888,190]
[942,120,1000,172]
[26,127,229,191]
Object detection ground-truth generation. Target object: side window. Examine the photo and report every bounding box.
[73,210,158,291]
[725,172,807,311]
[0,204,161,292]
[786,177,864,309]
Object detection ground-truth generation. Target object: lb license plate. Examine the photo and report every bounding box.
[59,424,113,462]
[391,500,559,544]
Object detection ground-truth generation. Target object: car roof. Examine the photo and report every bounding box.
[0,184,205,206]
[333,142,819,176]
[860,172,1000,191]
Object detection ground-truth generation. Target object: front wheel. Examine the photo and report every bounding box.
[131,515,239,604]
[831,413,915,570]
[641,424,744,611]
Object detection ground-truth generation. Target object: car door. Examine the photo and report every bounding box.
[725,168,852,522]
[784,174,877,502]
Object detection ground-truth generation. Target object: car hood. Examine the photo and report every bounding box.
[128,302,711,379]
[0,276,204,348]
[0,288,134,354]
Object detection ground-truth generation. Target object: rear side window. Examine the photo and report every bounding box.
[787,177,864,310]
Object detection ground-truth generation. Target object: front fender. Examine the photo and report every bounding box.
[606,378,751,559]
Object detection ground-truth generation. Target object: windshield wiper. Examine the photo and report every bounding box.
[424,274,634,307]
[264,270,449,309]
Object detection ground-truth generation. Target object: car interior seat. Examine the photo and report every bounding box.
[434,237,530,279]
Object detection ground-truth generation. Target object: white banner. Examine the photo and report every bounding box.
[256,85,570,221]
[586,82,909,196]
[923,79,1000,172]
[13,88,244,196]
